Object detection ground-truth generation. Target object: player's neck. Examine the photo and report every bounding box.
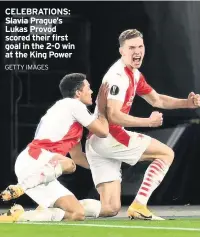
[120,58,135,72]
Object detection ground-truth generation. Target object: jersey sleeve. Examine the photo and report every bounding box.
[136,73,153,96]
[72,101,95,127]
[104,74,129,102]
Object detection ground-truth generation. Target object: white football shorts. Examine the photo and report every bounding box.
[86,131,151,187]
[15,147,73,208]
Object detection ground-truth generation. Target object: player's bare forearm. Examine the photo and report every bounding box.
[108,109,150,127]
[157,92,200,109]
[69,142,90,169]
[98,114,109,128]
[87,114,109,138]
[154,94,189,109]
[72,152,90,169]
[141,90,190,109]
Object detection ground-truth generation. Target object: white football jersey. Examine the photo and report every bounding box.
[28,98,95,159]
[92,59,152,147]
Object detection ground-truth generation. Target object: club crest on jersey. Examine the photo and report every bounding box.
[110,85,119,95]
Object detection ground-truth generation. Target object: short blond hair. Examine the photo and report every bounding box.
[119,29,143,46]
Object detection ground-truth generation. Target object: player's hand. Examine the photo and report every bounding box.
[96,82,109,116]
[149,111,163,127]
[187,92,200,108]
[64,158,76,174]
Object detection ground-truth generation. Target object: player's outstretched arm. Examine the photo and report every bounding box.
[141,89,200,109]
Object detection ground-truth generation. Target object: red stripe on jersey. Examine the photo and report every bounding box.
[28,122,83,160]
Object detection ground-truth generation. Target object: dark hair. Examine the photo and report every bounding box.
[119,29,143,47]
[59,73,86,98]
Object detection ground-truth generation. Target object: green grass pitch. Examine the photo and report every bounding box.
[1,219,200,237]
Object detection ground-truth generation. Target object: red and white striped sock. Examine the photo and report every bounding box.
[134,159,170,205]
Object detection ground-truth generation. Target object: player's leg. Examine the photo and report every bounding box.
[97,181,121,217]
[0,198,102,222]
[19,154,75,189]
[86,140,122,217]
[33,198,102,219]
[79,199,102,218]
[134,137,174,203]
[1,150,75,201]
[0,204,25,222]
[0,205,66,223]
[89,131,171,220]
[53,195,85,221]
[19,180,84,222]
[0,181,73,223]
[0,200,84,223]
[127,136,174,220]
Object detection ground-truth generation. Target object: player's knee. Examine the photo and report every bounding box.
[101,203,120,217]
[102,206,115,217]
[71,209,85,221]
[62,159,76,174]
[164,147,174,165]
[111,202,121,215]
[107,208,119,217]
[169,148,175,162]
[159,146,174,166]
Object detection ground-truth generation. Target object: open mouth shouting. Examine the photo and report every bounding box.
[133,56,141,63]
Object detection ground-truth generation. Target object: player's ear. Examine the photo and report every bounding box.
[75,90,81,98]
[119,47,123,56]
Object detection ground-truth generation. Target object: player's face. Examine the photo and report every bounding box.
[120,37,145,69]
[78,79,93,105]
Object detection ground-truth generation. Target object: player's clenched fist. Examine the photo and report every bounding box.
[187,92,200,108]
[149,111,163,127]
